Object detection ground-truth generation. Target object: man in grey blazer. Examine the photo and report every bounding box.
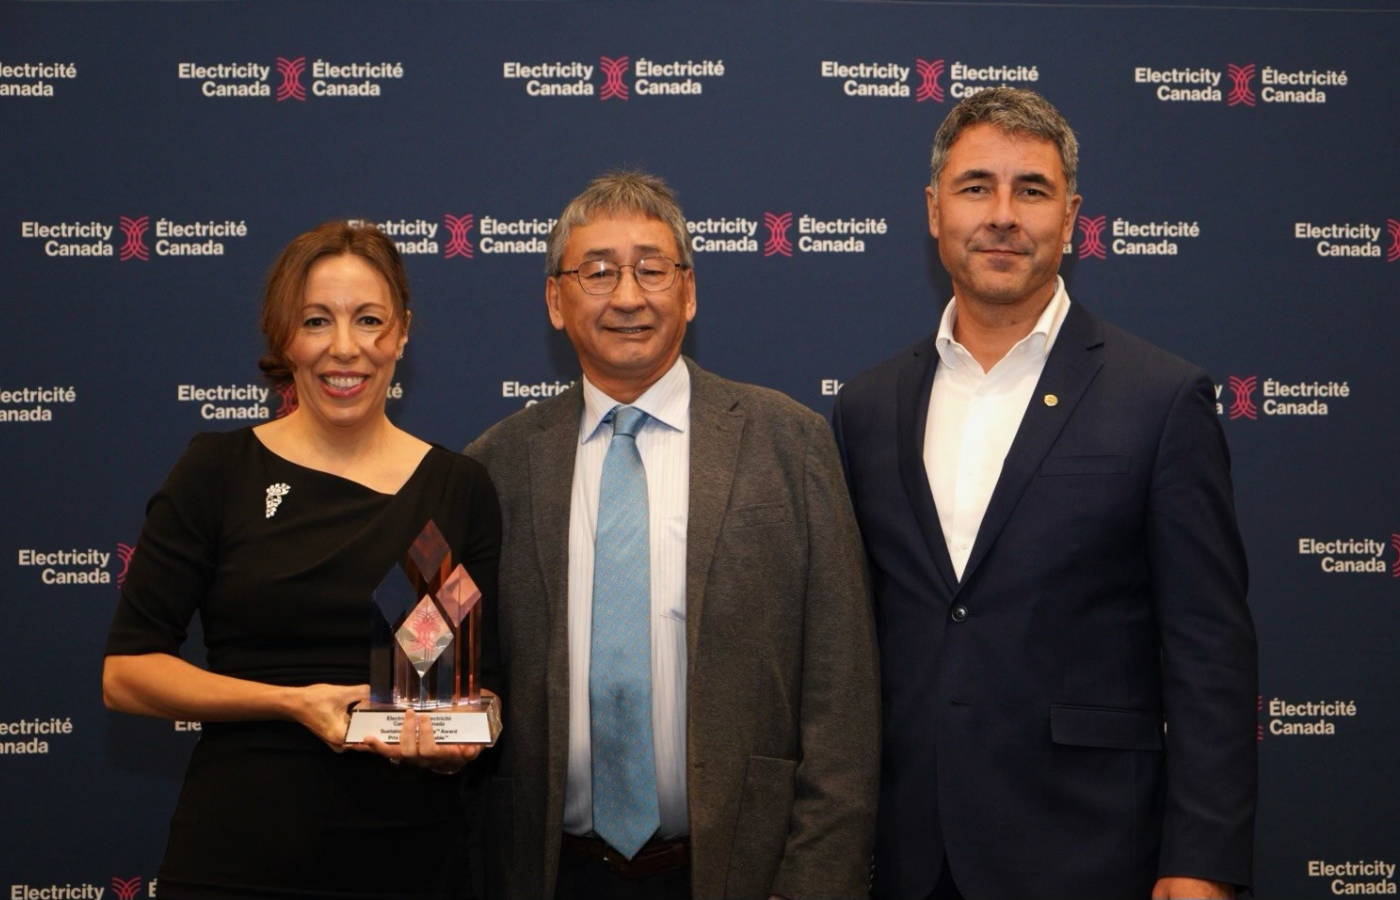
[466,171,878,900]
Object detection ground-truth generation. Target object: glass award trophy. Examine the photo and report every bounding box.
[345,520,501,745]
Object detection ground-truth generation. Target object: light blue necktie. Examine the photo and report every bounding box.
[590,405,659,860]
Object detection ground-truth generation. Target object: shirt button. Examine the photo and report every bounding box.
[950,604,969,623]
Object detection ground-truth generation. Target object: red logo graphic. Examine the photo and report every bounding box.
[1227,63,1256,107]
[915,59,945,103]
[275,382,298,418]
[119,216,149,262]
[599,56,630,101]
[1228,376,1258,420]
[1390,534,1400,578]
[1077,215,1107,260]
[763,212,793,257]
[443,214,475,259]
[1387,219,1400,263]
[111,877,143,900]
[405,606,444,653]
[277,56,307,102]
[116,542,135,588]
[1256,694,1264,741]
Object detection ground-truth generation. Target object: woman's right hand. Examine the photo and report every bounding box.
[103,654,371,751]
[290,683,370,751]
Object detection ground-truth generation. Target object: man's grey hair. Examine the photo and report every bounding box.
[545,170,693,275]
[929,86,1079,201]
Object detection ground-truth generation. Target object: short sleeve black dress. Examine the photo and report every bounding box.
[105,428,500,900]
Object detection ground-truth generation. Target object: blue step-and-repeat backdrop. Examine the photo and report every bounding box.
[3,1,1397,896]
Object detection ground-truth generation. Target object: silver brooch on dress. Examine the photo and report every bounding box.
[265,483,291,518]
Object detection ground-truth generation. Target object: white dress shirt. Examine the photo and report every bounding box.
[563,357,690,840]
[925,278,1071,580]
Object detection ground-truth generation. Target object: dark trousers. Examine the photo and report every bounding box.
[925,856,965,900]
[555,852,690,900]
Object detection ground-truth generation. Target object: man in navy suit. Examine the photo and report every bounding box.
[832,87,1257,900]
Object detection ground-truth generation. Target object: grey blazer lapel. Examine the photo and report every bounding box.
[684,360,744,663]
[958,303,1105,591]
[528,389,583,632]
[526,387,583,833]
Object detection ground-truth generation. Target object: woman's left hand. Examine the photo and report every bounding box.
[357,691,496,774]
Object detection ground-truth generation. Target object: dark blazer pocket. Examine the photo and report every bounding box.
[1050,705,1163,751]
[726,755,798,896]
[727,500,791,528]
[1039,455,1131,477]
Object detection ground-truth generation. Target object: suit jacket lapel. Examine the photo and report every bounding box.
[528,388,583,632]
[684,359,743,663]
[897,338,960,595]
[958,303,1105,591]
[527,386,583,832]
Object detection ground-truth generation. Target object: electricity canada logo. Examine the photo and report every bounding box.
[1135,62,1347,104]
[1225,376,1258,420]
[765,213,793,257]
[275,382,298,419]
[600,57,629,99]
[1297,536,1398,576]
[120,216,149,260]
[277,56,306,101]
[1294,220,1400,260]
[444,215,474,258]
[1,385,77,423]
[349,214,552,256]
[1307,860,1396,897]
[5,879,133,898]
[0,61,78,97]
[687,212,885,255]
[821,57,1038,100]
[916,60,945,102]
[17,547,116,585]
[1076,216,1107,260]
[178,57,404,99]
[1264,697,1359,735]
[502,378,576,407]
[1075,213,1200,258]
[178,383,271,421]
[502,56,724,98]
[116,543,135,588]
[1227,64,1255,106]
[1219,376,1350,418]
[21,217,248,259]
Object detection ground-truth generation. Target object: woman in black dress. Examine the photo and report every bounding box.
[103,222,499,899]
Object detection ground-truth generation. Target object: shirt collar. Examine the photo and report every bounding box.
[935,276,1072,370]
[580,356,691,444]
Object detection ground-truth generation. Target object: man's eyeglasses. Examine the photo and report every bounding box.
[557,257,690,295]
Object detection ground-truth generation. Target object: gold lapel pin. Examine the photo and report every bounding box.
[1043,394,1059,407]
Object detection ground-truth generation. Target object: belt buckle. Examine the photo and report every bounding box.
[601,843,629,872]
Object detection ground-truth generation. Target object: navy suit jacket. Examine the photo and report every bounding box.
[832,302,1257,900]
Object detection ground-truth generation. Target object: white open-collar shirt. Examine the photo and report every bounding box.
[925,277,1071,580]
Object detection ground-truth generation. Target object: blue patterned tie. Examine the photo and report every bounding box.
[590,405,659,860]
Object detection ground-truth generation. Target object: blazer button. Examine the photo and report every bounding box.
[950,604,969,623]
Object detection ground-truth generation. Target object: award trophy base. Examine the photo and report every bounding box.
[345,694,501,746]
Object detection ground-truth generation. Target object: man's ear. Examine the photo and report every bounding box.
[545,277,566,331]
